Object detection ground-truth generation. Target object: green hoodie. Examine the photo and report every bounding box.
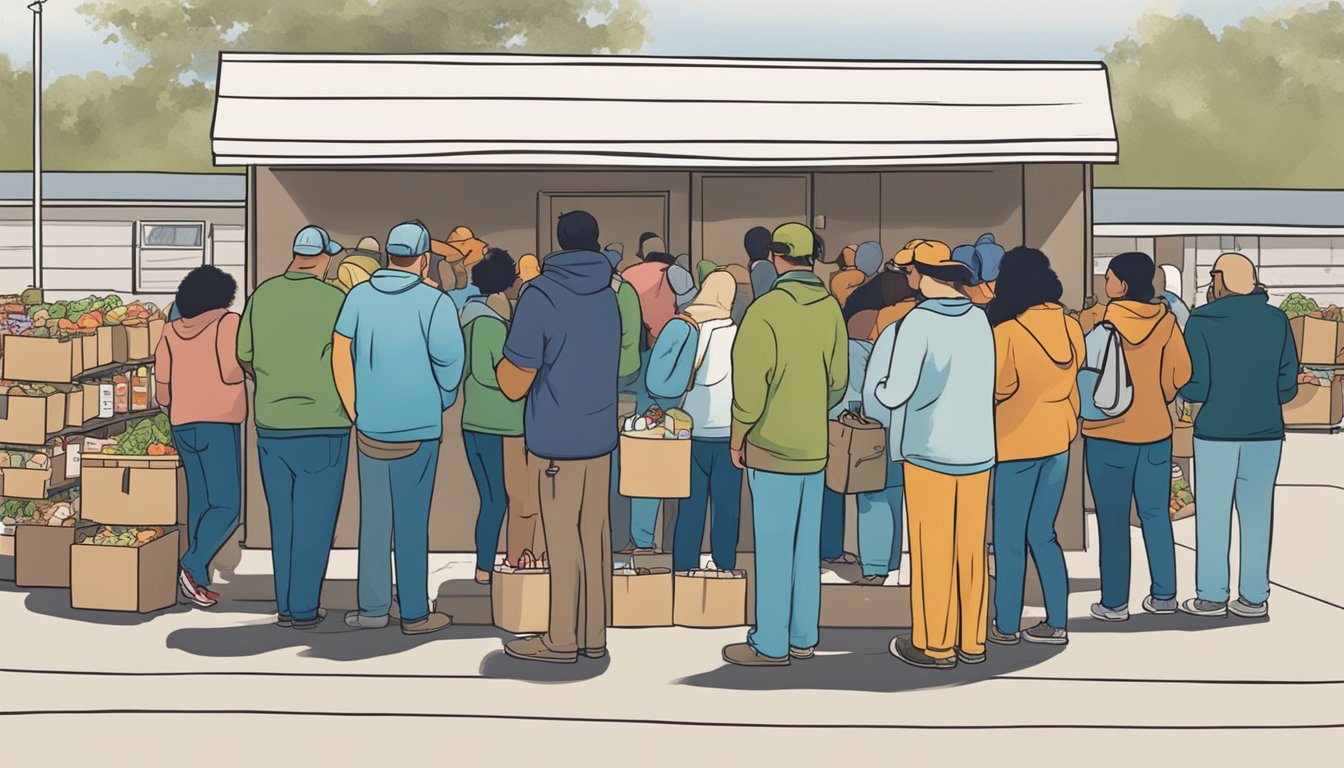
[730,271,847,474]
[460,297,524,436]
[615,279,642,379]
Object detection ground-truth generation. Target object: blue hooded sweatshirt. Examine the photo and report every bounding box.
[334,269,464,443]
[872,297,996,475]
[504,249,620,460]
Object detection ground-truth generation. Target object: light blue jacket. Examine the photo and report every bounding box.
[872,298,996,475]
[829,339,873,420]
[335,270,464,442]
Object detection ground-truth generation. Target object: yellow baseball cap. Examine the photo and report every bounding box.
[893,239,969,274]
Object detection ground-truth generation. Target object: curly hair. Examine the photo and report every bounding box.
[173,265,237,319]
[471,248,518,296]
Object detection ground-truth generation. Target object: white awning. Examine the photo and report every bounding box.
[212,53,1118,168]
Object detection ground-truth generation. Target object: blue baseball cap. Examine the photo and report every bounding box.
[386,221,432,258]
[293,225,342,257]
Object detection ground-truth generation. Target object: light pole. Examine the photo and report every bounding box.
[29,0,46,290]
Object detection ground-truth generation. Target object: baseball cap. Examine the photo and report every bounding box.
[768,223,815,260]
[951,233,1006,285]
[894,239,969,274]
[386,221,432,258]
[349,236,381,257]
[293,225,342,257]
[1212,252,1257,295]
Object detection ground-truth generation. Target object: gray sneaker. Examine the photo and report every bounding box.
[1090,602,1129,622]
[1142,595,1177,615]
[1179,598,1227,617]
[1022,622,1068,645]
[988,624,1020,646]
[1229,598,1268,618]
[344,611,390,629]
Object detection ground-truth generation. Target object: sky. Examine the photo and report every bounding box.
[0,0,1303,78]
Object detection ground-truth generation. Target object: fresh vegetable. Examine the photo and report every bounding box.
[85,525,166,547]
[1,490,79,528]
[109,414,175,456]
[1280,293,1323,319]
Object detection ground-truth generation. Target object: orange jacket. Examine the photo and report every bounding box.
[994,303,1084,462]
[829,268,866,308]
[1081,301,1192,444]
[871,298,918,341]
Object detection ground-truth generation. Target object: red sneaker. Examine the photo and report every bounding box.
[179,569,217,608]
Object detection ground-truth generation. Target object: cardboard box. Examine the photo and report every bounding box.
[81,384,101,423]
[95,326,114,368]
[15,522,81,588]
[64,385,86,428]
[0,390,69,445]
[1171,422,1194,458]
[111,320,164,363]
[80,456,186,526]
[820,582,911,627]
[490,565,549,634]
[0,456,68,499]
[1,335,84,382]
[1290,316,1344,366]
[70,529,179,613]
[0,532,14,558]
[1284,381,1343,426]
[673,570,747,628]
[618,432,692,499]
[612,567,673,627]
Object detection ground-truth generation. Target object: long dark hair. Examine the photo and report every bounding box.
[986,247,1064,327]
[1108,251,1157,303]
[843,270,916,322]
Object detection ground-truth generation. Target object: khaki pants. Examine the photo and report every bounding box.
[905,464,990,660]
[531,451,612,653]
[503,437,543,564]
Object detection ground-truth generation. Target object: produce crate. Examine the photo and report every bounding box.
[70,528,179,613]
[0,532,13,557]
[15,522,85,588]
[1284,380,1343,427]
[0,455,68,499]
[0,387,69,445]
[0,335,85,383]
[1290,316,1344,366]
[80,455,186,527]
[110,319,165,364]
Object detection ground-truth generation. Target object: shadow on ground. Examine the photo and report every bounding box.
[1068,612,1270,634]
[7,581,197,627]
[478,650,611,683]
[677,628,1065,693]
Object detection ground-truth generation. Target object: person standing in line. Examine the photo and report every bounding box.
[873,240,996,670]
[155,266,247,609]
[496,210,620,664]
[1083,252,1192,623]
[460,248,538,582]
[829,244,865,308]
[952,233,1006,306]
[721,222,847,667]
[1178,253,1298,619]
[645,271,743,573]
[326,235,383,294]
[239,226,352,629]
[746,226,778,302]
[605,243,646,561]
[333,221,462,635]
[984,247,1084,647]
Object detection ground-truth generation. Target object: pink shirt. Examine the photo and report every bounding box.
[622,261,676,342]
[154,309,247,426]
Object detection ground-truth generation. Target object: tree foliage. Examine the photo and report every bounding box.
[1097,4,1344,187]
[0,0,649,172]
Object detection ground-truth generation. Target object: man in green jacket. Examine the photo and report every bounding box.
[1177,252,1299,620]
[460,249,535,583]
[722,222,847,667]
[238,225,352,630]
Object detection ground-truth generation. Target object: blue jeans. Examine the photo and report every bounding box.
[257,431,349,621]
[856,460,904,577]
[1193,439,1282,605]
[672,440,742,571]
[821,488,845,561]
[993,453,1070,633]
[172,423,242,589]
[747,468,824,659]
[355,439,440,623]
[1086,438,1177,609]
[463,431,508,572]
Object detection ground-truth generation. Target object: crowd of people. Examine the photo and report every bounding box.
[151,208,1299,669]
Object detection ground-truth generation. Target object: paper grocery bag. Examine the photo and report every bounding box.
[612,567,673,627]
[490,565,549,634]
[618,432,691,499]
[825,411,887,494]
[673,570,747,628]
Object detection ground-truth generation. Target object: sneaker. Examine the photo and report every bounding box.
[856,575,887,586]
[579,647,607,659]
[1229,598,1268,618]
[178,569,217,608]
[1143,595,1178,615]
[988,624,1020,646]
[889,635,956,670]
[789,646,815,660]
[474,569,492,585]
[823,552,858,566]
[401,612,452,636]
[280,608,326,629]
[505,635,577,664]
[1022,622,1069,646]
[956,648,986,664]
[344,611,389,629]
[1179,598,1228,618]
[722,642,790,667]
[1090,602,1129,622]
[292,613,327,630]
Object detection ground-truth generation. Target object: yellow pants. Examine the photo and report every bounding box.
[905,465,991,660]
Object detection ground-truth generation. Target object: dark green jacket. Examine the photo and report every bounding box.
[1179,292,1299,441]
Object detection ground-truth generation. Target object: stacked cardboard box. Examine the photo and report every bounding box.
[71,454,185,612]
